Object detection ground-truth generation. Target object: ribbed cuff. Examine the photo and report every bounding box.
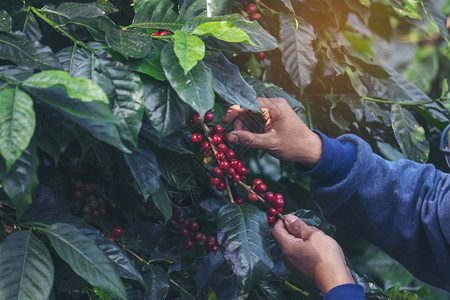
[324,283,366,300]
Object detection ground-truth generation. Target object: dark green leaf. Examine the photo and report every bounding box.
[0,31,61,70]
[293,209,335,236]
[352,272,387,299]
[130,53,167,81]
[140,123,193,155]
[279,13,317,91]
[173,30,205,74]
[41,2,105,25]
[0,88,35,172]
[144,265,170,300]
[204,0,234,16]
[0,231,54,300]
[124,143,161,200]
[151,179,173,224]
[258,280,290,300]
[133,0,183,29]
[43,223,127,299]
[390,104,429,163]
[142,77,190,137]
[216,203,274,293]
[422,0,450,40]
[98,17,153,59]
[179,0,207,19]
[11,12,42,41]
[403,46,439,93]
[0,10,12,32]
[0,140,38,219]
[23,70,109,104]
[161,42,214,118]
[183,14,278,52]
[203,52,259,111]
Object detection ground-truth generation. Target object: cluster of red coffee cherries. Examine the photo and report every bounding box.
[189,110,285,225]
[244,3,266,61]
[171,206,218,251]
[106,226,124,243]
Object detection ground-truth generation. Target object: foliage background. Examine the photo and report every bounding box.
[0,0,448,299]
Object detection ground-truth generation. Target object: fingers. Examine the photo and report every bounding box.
[221,105,246,123]
[226,130,273,150]
[284,214,320,240]
[272,218,298,246]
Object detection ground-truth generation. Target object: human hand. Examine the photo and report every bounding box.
[221,98,322,168]
[272,214,354,294]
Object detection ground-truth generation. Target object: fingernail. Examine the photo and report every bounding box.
[284,214,298,224]
[228,133,239,143]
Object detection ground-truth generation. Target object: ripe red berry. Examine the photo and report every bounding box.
[213,124,223,134]
[204,111,214,123]
[248,193,258,202]
[107,234,116,243]
[216,153,225,160]
[151,32,161,36]
[74,190,84,201]
[274,198,284,208]
[235,197,244,205]
[237,166,247,176]
[191,133,202,143]
[185,240,194,250]
[112,226,124,237]
[91,210,100,218]
[194,232,206,243]
[255,183,267,193]
[216,182,226,191]
[178,227,189,237]
[213,167,223,177]
[206,236,216,248]
[200,141,210,151]
[247,3,257,13]
[159,31,172,36]
[209,176,220,186]
[267,215,276,224]
[268,207,278,216]
[189,221,199,232]
[211,244,219,252]
[232,173,241,182]
[265,192,275,203]
[253,178,263,187]
[188,119,197,128]
[192,114,202,124]
[277,207,283,213]
[251,12,261,21]
[219,160,230,170]
[226,149,235,160]
[228,168,236,175]
[217,143,228,153]
[275,193,284,200]
[212,134,222,144]
[256,52,265,61]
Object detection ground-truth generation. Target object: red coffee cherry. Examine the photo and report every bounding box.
[112,226,124,237]
[213,124,223,134]
[228,168,236,175]
[253,178,263,187]
[217,143,228,153]
[98,208,107,217]
[251,12,261,21]
[226,149,235,160]
[256,52,265,61]
[200,141,210,151]
[237,166,247,176]
[274,198,284,208]
[255,183,267,193]
[230,159,240,169]
[232,173,241,182]
[219,160,230,170]
[216,153,225,160]
[265,192,275,203]
[235,197,244,205]
[91,210,100,218]
[267,214,276,224]
[213,167,223,177]
[159,31,172,36]
[74,190,84,201]
[211,244,219,252]
[216,182,226,191]
[248,193,258,202]
[247,3,257,13]
[206,236,216,248]
[268,207,278,216]
[277,207,283,213]
[204,111,214,123]
[189,221,199,232]
[192,114,202,124]
[107,234,116,243]
[178,227,189,237]
[191,133,202,143]
[275,193,284,200]
[185,240,194,250]
[212,134,222,144]
[209,176,220,186]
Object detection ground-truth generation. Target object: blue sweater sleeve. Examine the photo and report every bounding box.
[323,284,366,300]
[296,132,450,292]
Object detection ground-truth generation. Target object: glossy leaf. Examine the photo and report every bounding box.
[403,46,439,93]
[0,32,61,70]
[151,179,173,224]
[98,17,152,59]
[130,53,167,81]
[43,223,127,299]
[179,0,207,19]
[23,70,109,104]
[161,42,214,118]
[133,0,183,25]
[0,141,38,219]
[385,286,419,300]
[192,21,253,44]
[0,230,54,300]
[140,123,193,155]
[144,265,169,300]
[0,88,35,172]
[205,0,234,16]
[0,10,12,32]
[173,30,205,74]
[203,52,259,112]
[216,203,274,293]
[124,143,161,200]
[279,13,317,91]
[293,209,335,236]
[142,77,190,137]
[390,104,430,163]
[41,2,105,25]
[422,0,449,40]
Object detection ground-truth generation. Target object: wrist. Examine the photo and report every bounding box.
[294,131,323,168]
[317,267,355,294]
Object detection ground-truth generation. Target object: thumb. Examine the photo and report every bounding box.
[227,130,271,150]
[284,214,318,240]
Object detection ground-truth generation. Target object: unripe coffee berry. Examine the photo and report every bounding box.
[248,193,258,202]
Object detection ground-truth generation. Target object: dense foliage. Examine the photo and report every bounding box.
[0,0,448,299]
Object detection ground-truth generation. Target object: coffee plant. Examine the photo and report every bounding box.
[0,0,448,299]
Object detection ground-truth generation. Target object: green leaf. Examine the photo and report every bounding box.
[390,104,430,163]
[133,0,183,27]
[422,0,450,40]
[124,144,161,200]
[403,46,439,93]
[216,203,274,293]
[142,77,190,137]
[143,265,170,300]
[279,13,317,91]
[0,32,61,70]
[0,88,35,172]
[203,52,260,112]
[130,53,167,81]
[192,21,254,45]
[23,70,109,104]
[183,14,278,52]
[161,42,214,118]
[173,30,205,75]
[98,17,153,59]
[205,0,234,16]
[43,223,127,299]
[151,180,173,224]
[0,10,12,32]
[0,231,54,300]
[0,140,39,219]
[41,2,105,25]
[293,209,335,236]
[179,0,207,19]
[385,286,419,300]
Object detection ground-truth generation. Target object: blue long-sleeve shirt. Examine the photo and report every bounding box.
[297,132,450,299]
